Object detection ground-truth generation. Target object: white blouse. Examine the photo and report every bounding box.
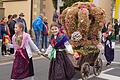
[45,41,74,55]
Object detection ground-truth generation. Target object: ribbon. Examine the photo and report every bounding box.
[49,48,56,60]
[17,49,29,63]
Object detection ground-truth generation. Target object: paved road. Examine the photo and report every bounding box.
[0,55,120,80]
[0,57,49,80]
[0,44,120,80]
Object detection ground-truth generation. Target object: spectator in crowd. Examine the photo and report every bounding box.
[118,20,120,42]
[99,21,108,43]
[114,19,119,40]
[8,14,18,54]
[53,10,59,23]
[17,13,27,32]
[8,14,17,40]
[41,17,48,52]
[0,17,11,56]
[102,23,115,66]
[7,15,13,26]
[0,21,2,39]
[32,14,44,49]
[101,22,108,33]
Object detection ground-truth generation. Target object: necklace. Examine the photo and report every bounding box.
[15,34,23,46]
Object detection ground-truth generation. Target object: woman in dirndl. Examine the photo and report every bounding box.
[45,22,75,80]
[10,22,41,80]
[103,23,115,66]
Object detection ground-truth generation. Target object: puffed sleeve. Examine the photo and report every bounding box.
[8,43,14,48]
[112,42,115,49]
[45,45,53,54]
[64,41,74,54]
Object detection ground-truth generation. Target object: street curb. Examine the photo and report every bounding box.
[0,57,13,63]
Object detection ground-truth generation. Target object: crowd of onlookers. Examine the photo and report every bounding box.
[0,12,51,56]
[32,11,60,52]
[0,10,60,57]
[0,13,27,56]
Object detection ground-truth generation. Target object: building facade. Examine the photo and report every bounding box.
[0,2,4,19]
[0,0,116,30]
[1,0,55,30]
[33,0,55,28]
[93,0,113,22]
[2,0,31,29]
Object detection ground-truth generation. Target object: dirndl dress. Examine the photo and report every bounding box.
[49,50,75,80]
[11,48,34,79]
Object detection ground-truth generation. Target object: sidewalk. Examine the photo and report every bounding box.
[0,54,14,63]
[0,39,43,63]
[0,53,41,63]
[115,41,120,48]
[0,42,120,63]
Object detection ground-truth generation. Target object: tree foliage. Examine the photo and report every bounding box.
[63,0,89,10]
[52,0,90,10]
[52,0,57,10]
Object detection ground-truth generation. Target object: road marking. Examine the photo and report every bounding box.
[101,68,114,73]
[115,45,120,47]
[98,73,120,80]
[115,49,120,51]
[111,61,120,64]
[102,60,120,65]
[78,68,118,80]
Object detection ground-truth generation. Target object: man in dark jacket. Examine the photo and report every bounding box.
[114,19,119,40]
[17,13,27,32]
[8,14,17,40]
[7,14,18,54]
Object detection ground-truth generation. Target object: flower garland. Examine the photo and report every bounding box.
[60,2,105,48]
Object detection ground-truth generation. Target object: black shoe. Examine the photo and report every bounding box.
[106,62,111,66]
[2,53,4,56]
